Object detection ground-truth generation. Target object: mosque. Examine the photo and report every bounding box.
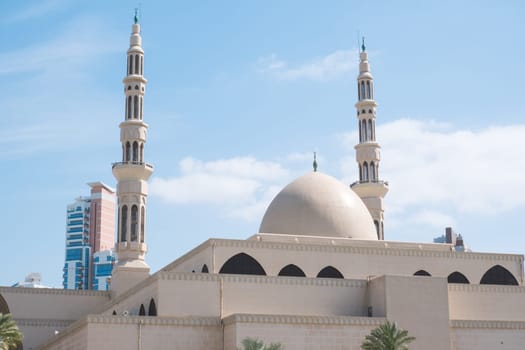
[1,19,525,350]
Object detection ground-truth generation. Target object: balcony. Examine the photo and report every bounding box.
[112,161,154,169]
[112,161,154,181]
[350,179,389,187]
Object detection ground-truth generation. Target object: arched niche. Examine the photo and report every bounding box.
[0,293,10,314]
[317,266,344,279]
[414,270,431,277]
[139,304,146,316]
[219,253,266,276]
[278,264,306,277]
[480,265,518,285]
[447,271,469,284]
[201,264,209,273]
[148,298,157,316]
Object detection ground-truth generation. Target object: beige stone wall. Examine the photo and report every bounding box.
[40,316,223,350]
[379,275,451,350]
[105,276,158,316]
[223,314,383,350]
[448,284,525,321]
[450,321,525,350]
[165,239,523,286]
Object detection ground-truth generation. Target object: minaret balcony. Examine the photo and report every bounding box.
[350,180,389,198]
[112,161,154,181]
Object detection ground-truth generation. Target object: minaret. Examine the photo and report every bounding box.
[110,13,153,295]
[350,38,389,240]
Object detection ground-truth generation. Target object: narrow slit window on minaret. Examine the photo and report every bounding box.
[140,56,143,75]
[133,96,138,119]
[134,54,139,74]
[363,120,368,142]
[125,142,131,162]
[140,143,144,163]
[132,142,138,162]
[360,81,365,100]
[140,97,143,120]
[140,207,145,243]
[121,206,128,242]
[131,205,138,241]
[357,82,360,100]
[370,161,376,181]
[359,164,363,181]
[128,55,132,75]
[127,96,132,119]
[358,121,362,142]
[367,119,373,141]
[366,81,371,99]
[363,161,369,181]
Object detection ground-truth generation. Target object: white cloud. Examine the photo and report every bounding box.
[0,16,119,76]
[150,157,291,221]
[256,49,358,81]
[341,119,525,216]
[5,0,67,23]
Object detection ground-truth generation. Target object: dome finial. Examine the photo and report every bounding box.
[134,8,139,24]
[361,36,366,52]
[313,152,318,172]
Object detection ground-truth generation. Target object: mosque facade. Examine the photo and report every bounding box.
[1,20,525,350]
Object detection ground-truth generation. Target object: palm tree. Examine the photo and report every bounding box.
[0,313,22,350]
[361,321,415,350]
[240,337,283,350]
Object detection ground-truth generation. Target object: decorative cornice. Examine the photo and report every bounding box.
[0,286,110,297]
[451,320,525,329]
[222,313,385,326]
[448,284,525,293]
[206,238,523,262]
[158,271,367,288]
[14,318,74,328]
[86,315,221,326]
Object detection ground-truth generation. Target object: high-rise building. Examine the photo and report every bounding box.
[62,182,116,290]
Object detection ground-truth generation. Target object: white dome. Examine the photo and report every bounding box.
[259,172,378,240]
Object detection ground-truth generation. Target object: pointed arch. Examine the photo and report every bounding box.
[130,205,138,241]
[362,119,368,141]
[359,164,363,181]
[201,264,209,273]
[140,143,144,163]
[366,80,371,99]
[370,161,376,181]
[360,81,365,101]
[219,253,266,275]
[133,95,138,119]
[148,298,157,316]
[367,119,373,141]
[112,310,117,316]
[363,161,369,181]
[120,205,128,242]
[127,96,132,119]
[134,54,139,74]
[414,270,431,276]
[140,55,143,75]
[125,142,131,161]
[278,264,306,277]
[140,96,143,120]
[128,55,133,75]
[448,271,469,284]
[317,266,344,279]
[480,265,518,285]
[0,293,10,314]
[139,304,145,316]
[357,82,361,100]
[132,141,138,162]
[374,220,380,239]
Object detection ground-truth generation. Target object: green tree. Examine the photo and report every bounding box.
[0,313,22,350]
[240,337,283,350]
[361,321,415,350]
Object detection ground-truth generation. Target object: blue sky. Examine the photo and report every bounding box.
[2,1,525,288]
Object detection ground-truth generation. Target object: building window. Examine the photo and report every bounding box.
[140,97,143,120]
[359,164,362,181]
[317,266,344,279]
[148,298,157,316]
[201,264,209,273]
[447,271,469,284]
[140,206,145,243]
[125,142,131,162]
[367,119,372,141]
[278,264,306,277]
[374,220,380,239]
[0,294,10,314]
[139,304,146,316]
[128,55,132,75]
[127,96,132,119]
[131,205,138,241]
[360,81,365,101]
[480,265,518,285]
[362,120,368,141]
[414,270,431,276]
[363,161,369,181]
[366,80,371,99]
[370,161,376,181]
[140,143,144,163]
[133,95,138,119]
[135,54,139,75]
[120,206,128,242]
[140,56,144,75]
[219,253,266,275]
[132,142,138,162]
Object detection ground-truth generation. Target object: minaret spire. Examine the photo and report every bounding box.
[350,41,389,240]
[110,17,153,295]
